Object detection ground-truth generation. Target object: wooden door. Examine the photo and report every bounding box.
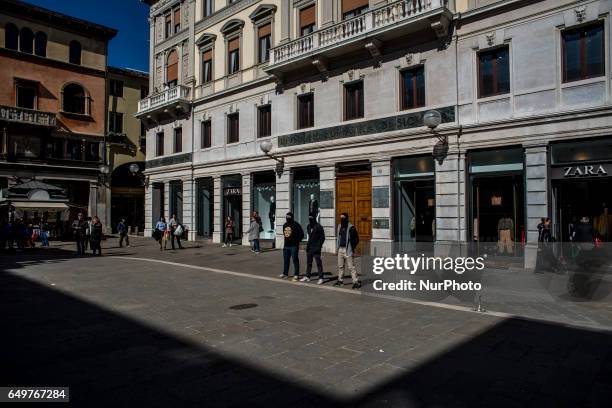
[336,174,372,245]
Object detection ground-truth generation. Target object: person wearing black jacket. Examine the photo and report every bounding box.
[71,212,87,255]
[89,216,103,256]
[301,215,325,284]
[280,212,304,281]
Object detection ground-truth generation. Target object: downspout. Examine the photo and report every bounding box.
[455,12,462,244]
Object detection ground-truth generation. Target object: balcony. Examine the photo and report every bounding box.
[0,105,56,127]
[136,85,191,123]
[266,0,452,76]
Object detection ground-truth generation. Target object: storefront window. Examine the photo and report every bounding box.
[252,172,276,240]
[551,138,612,164]
[9,135,41,158]
[222,175,242,242]
[292,167,320,238]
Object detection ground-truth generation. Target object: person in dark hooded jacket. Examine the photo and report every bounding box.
[301,215,325,284]
[280,212,304,281]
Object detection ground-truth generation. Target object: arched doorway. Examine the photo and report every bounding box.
[111,162,145,234]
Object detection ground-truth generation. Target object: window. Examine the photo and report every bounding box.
[140,123,146,153]
[227,113,239,143]
[478,46,510,98]
[562,22,605,83]
[342,0,369,19]
[258,105,271,138]
[165,14,172,38]
[174,8,181,33]
[69,40,81,65]
[16,83,37,110]
[5,23,18,50]
[400,66,425,110]
[62,83,87,114]
[34,32,46,57]
[140,85,149,99]
[109,112,123,133]
[228,37,240,74]
[344,81,364,120]
[297,93,314,129]
[156,132,164,156]
[202,49,213,83]
[174,127,182,153]
[203,0,214,17]
[19,28,33,54]
[201,120,211,148]
[258,24,271,63]
[66,139,83,160]
[300,5,316,36]
[85,142,100,162]
[109,79,124,97]
[167,50,178,87]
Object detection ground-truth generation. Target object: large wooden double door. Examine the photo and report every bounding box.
[336,174,372,244]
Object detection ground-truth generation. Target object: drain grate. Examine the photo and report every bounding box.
[229,303,258,310]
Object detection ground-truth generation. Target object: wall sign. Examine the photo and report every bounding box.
[372,218,390,229]
[552,164,610,179]
[372,187,390,208]
[224,187,241,196]
[319,190,333,209]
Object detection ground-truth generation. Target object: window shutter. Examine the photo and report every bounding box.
[174,8,181,25]
[258,23,271,38]
[203,49,212,61]
[228,37,240,51]
[167,51,178,83]
[300,5,315,28]
[342,0,369,14]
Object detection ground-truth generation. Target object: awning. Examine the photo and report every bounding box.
[2,201,69,210]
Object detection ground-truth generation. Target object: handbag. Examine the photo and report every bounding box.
[174,225,184,236]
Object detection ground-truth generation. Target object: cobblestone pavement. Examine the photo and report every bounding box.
[2,239,612,406]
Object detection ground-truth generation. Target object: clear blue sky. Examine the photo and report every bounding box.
[25,0,150,72]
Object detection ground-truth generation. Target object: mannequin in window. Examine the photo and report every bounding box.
[269,196,276,231]
[497,214,514,254]
[593,205,612,242]
[308,193,319,222]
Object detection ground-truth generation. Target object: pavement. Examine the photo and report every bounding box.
[2,238,612,407]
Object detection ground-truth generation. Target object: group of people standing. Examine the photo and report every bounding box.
[153,214,184,250]
[71,212,104,256]
[0,218,50,251]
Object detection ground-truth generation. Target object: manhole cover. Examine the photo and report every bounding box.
[229,303,258,310]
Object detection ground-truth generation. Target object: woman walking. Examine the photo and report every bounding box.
[244,215,261,253]
[90,216,103,256]
[155,217,168,250]
[223,216,234,248]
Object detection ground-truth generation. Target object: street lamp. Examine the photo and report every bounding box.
[260,140,284,177]
[129,162,148,187]
[129,163,140,174]
[423,110,442,129]
[424,110,448,164]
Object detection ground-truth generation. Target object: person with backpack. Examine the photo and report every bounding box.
[117,218,130,248]
[301,215,325,284]
[280,212,304,281]
[334,212,361,289]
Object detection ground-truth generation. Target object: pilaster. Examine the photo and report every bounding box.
[241,172,252,245]
[319,164,336,253]
[435,151,466,242]
[275,170,290,248]
[212,176,222,243]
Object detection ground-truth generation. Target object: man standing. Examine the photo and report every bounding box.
[117,218,129,248]
[334,213,361,289]
[301,215,325,284]
[280,212,304,281]
[168,214,184,250]
[71,212,87,255]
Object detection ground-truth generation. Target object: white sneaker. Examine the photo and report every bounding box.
[317,279,324,285]
[279,274,288,279]
[300,276,310,282]
[222,244,227,248]
[229,243,232,247]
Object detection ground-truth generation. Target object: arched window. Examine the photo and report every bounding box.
[62,83,88,114]
[5,23,18,50]
[34,32,47,57]
[69,40,81,65]
[19,27,33,54]
[166,50,178,87]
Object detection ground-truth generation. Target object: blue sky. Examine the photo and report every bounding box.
[25,0,150,72]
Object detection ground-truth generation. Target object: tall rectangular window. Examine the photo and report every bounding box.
[164,14,172,38]
[300,5,316,36]
[140,85,149,99]
[109,112,123,133]
[174,8,181,33]
[562,22,605,83]
[227,113,239,143]
[297,93,314,129]
[174,127,182,153]
[344,81,364,120]
[16,84,37,109]
[202,50,213,83]
[400,66,425,110]
[258,24,271,63]
[109,79,124,97]
[258,105,271,138]
[156,132,164,156]
[478,46,510,98]
[140,123,146,154]
[228,37,240,74]
[342,0,369,19]
[203,0,213,17]
[201,120,211,148]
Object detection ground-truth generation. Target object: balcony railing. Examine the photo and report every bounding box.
[269,0,447,67]
[0,105,56,127]
[137,85,191,114]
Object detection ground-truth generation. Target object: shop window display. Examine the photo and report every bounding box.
[292,168,320,239]
[253,183,276,240]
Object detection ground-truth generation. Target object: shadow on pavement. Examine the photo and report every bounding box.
[1,248,612,407]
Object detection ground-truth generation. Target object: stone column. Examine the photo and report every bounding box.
[163,181,170,221]
[275,170,290,248]
[88,182,98,218]
[319,164,336,253]
[370,159,392,256]
[435,149,466,243]
[182,176,196,240]
[279,0,291,44]
[524,143,549,269]
[241,172,252,245]
[148,17,155,90]
[320,0,335,27]
[144,183,153,238]
[212,176,222,243]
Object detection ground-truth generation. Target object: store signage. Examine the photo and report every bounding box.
[560,164,609,178]
[319,190,333,209]
[224,187,241,196]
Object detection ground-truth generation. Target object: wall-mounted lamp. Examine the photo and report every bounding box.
[260,140,284,178]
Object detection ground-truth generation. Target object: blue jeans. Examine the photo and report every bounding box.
[252,239,260,252]
[283,246,299,276]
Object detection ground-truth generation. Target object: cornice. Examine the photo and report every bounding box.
[195,0,261,32]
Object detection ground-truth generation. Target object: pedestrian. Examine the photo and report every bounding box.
[84,216,92,251]
[154,216,168,250]
[301,215,325,284]
[280,212,304,281]
[71,212,87,255]
[334,212,361,289]
[40,220,49,247]
[168,214,184,250]
[223,216,234,247]
[244,215,261,253]
[117,218,130,247]
[90,216,103,256]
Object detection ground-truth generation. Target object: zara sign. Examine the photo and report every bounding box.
[552,164,610,179]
